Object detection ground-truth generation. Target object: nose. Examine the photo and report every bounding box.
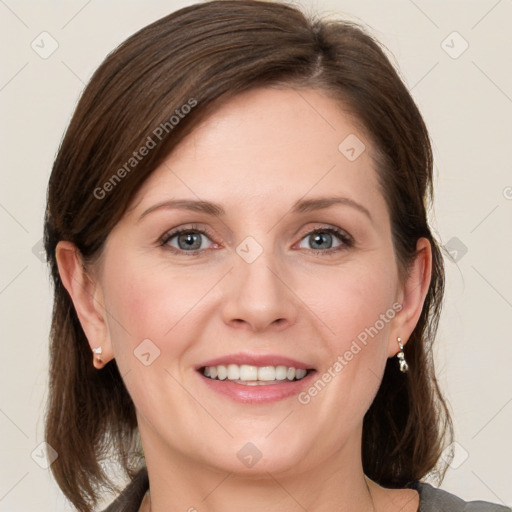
[220,249,298,333]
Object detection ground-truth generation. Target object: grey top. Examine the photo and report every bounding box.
[102,467,510,512]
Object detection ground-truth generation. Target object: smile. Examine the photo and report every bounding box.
[202,364,309,384]
[196,353,316,403]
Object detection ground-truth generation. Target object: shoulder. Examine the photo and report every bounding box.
[412,481,511,512]
[101,467,149,512]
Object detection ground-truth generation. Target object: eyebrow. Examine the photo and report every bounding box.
[138,199,224,221]
[291,197,372,222]
[138,196,373,222]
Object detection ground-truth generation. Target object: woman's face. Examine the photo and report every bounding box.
[92,87,419,476]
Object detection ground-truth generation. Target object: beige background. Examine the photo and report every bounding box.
[1,0,511,510]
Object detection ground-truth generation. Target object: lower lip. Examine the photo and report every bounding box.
[198,371,316,404]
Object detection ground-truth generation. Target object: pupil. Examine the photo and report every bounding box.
[179,233,201,250]
[311,232,332,250]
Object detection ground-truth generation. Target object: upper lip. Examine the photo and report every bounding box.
[196,353,313,371]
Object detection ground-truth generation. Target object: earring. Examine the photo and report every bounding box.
[396,337,408,373]
[92,346,103,365]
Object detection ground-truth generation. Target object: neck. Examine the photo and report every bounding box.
[139,426,377,512]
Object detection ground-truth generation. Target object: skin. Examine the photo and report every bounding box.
[57,87,431,512]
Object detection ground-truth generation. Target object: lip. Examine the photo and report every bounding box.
[196,352,312,371]
[198,370,316,404]
[196,352,316,404]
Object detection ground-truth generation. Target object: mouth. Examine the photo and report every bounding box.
[196,354,316,403]
[200,364,310,385]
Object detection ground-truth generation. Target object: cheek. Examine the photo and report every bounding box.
[297,257,397,413]
[100,255,222,363]
[98,259,212,414]
[300,256,397,347]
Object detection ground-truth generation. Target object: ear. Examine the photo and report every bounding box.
[388,237,432,357]
[55,241,114,369]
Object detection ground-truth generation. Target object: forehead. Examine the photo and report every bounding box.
[129,87,385,219]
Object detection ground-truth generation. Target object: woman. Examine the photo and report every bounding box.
[43,1,510,511]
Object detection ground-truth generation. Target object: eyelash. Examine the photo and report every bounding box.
[159,224,217,256]
[159,224,354,256]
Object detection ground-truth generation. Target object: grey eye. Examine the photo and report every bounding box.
[298,230,343,251]
[167,231,209,251]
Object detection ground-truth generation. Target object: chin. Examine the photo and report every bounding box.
[196,435,310,477]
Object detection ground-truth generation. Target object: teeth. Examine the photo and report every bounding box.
[240,364,258,380]
[258,366,276,381]
[275,366,287,380]
[202,364,309,382]
[217,365,227,380]
[295,368,307,379]
[227,364,239,380]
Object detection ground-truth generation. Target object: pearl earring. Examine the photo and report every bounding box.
[92,346,103,364]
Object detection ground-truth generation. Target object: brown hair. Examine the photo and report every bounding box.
[44,1,452,510]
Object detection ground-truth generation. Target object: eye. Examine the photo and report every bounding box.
[297,227,352,253]
[160,225,218,254]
